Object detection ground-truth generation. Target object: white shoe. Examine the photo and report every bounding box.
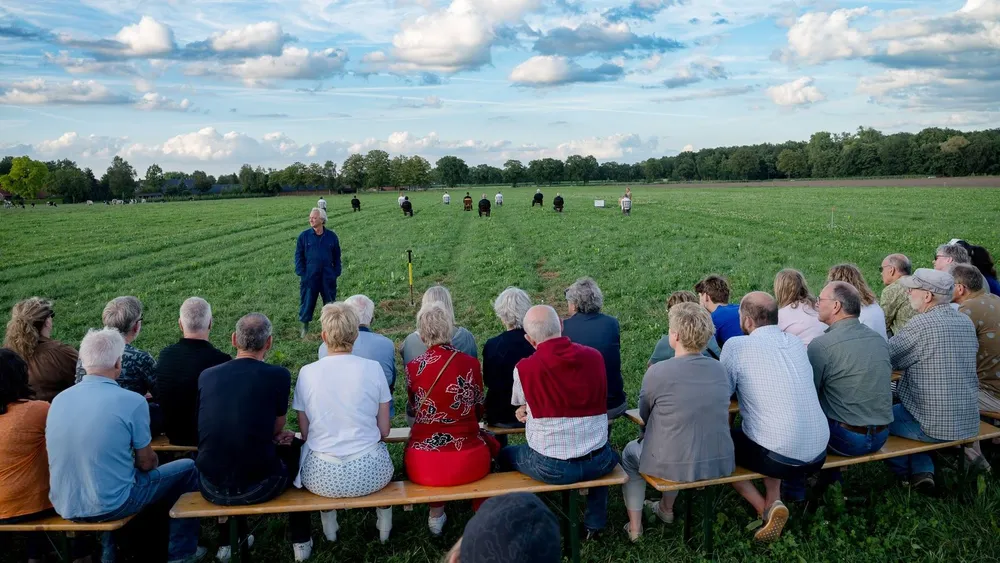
[428,513,447,537]
[215,535,253,563]
[321,510,339,542]
[168,546,207,563]
[376,507,393,543]
[292,538,313,562]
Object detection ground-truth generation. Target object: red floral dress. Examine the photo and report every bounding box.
[405,344,491,487]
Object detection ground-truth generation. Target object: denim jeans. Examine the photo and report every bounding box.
[497,442,619,531]
[784,418,889,499]
[74,458,200,563]
[885,403,945,477]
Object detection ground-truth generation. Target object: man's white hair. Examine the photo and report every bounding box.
[493,287,532,330]
[79,328,126,371]
[523,305,561,342]
[180,297,212,333]
[310,207,327,223]
[345,294,375,326]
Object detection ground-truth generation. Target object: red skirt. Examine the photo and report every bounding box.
[405,441,491,487]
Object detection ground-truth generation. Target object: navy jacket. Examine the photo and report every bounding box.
[482,328,536,425]
[295,228,342,281]
[562,312,626,410]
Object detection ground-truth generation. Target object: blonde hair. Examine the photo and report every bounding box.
[3,297,53,361]
[320,302,359,353]
[666,290,698,310]
[668,302,715,352]
[417,303,454,347]
[774,269,816,309]
[827,264,876,306]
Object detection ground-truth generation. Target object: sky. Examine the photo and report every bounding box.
[0,0,998,175]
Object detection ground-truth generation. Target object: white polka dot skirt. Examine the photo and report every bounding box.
[301,443,394,498]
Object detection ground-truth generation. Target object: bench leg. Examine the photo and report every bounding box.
[701,487,716,558]
[683,490,694,546]
[58,532,72,562]
[568,491,581,563]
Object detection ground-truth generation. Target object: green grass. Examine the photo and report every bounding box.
[2,186,1000,562]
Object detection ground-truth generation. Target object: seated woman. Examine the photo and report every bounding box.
[482,288,534,443]
[774,269,827,346]
[405,304,493,536]
[828,264,888,341]
[294,303,394,543]
[401,285,478,366]
[621,303,735,541]
[3,298,77,402]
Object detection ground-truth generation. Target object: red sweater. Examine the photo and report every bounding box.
[516,337,607,419]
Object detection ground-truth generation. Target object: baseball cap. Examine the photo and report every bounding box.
[897,268,954,295]
[459,493,560,563]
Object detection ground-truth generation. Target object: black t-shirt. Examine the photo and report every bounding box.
[482,329,536,425]
[154,339,231,446]
[196,358,291,488]
[479,199,491,211]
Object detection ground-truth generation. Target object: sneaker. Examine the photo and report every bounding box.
[375,507,393,543]
[292,539,313,562]
[754,501,789,543]
[321,510,339,542]
[216,536,254,563]
[623,522,641,543]
[300,323,309,339]
[909,472,935,493]
[644,499,674,524]
[168,546,207,563]
[428,513,447,537]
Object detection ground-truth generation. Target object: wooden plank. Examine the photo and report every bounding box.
[981,410,1000,420]
[0,514,134,533]
[150,435,197,453]
[171,466,628,518]
[386,424,524,444]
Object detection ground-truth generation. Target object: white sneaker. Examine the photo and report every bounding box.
[292,538,313,562]
[428,513,447,537]
[168,546,207,563]
[215,535,254,563]
[376,507,393,543]
[321,510,339,542]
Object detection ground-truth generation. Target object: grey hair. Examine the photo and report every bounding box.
[565,277,603,314]
[523,305,562,342]
[235,313,272,352]
[345,294,375,326]
[937,244,970,264]
[827,282,861,317]
[422,285,455,315]
[417,303,454,347]
[102,296,143,335]
[493,287,532,330]
[79,327,126,371]
[884,254,912,276]
[179,297,212,333]
[951,263,985,292]
[310,207,327,224]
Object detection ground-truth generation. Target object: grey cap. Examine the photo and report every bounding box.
[897,268,954,295]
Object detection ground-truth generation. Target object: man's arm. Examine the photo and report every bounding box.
[511,367,526,406]
[294,233,306,277]
[135,445,158,471]
[888,324,919,371]
[638,370,652,424]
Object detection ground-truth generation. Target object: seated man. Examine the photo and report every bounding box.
[463,193,473,211]
[879,254,917,337]
[197,313,312,561]
[351,196,361,212]
[48,328,202,563]
[442,192,450,205]
[553,193,564,212]
[498,305,619,540]
[721,292,828,542]
[478,194,491,217]
[397,193,405,207]
[621,195,631,215]
[695,275,743,348]
[494,191,503,207]
[401,197,413,217]
[154,297,231,447]
[532,189,543,207]
[887,269,981,490]
[75,296,157,397]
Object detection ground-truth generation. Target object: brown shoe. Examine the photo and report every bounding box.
[754,501,789,543]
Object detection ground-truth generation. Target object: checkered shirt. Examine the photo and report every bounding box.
[511,368,608,461]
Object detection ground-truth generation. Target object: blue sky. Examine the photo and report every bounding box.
[1,0,997,174]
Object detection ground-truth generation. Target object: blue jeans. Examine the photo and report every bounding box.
[885,403,945,477]
[75,459,200,562]
[785,418,890,499]
[497,442,619,531]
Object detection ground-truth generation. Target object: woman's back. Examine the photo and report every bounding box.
[777,302,828,346]
[0,400,52,519]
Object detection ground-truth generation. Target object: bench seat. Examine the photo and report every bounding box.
[150,435,197,453]
[0,514,134,532]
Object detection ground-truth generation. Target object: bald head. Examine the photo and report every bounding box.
[881,253,911,285]
[739,291,778,334]
[523,305,562,347]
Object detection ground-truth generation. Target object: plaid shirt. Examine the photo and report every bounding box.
[880,282,918,337]
[891,304,979,440]
[511,368,608,461]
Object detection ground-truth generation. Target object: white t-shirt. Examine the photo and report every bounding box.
[443,193,450,203]
[621,197,631,210]
[398,195,406,206]
[292,354,391,458]
[778,303,828,346]
[859,303,888,342]
[495,193,503,204]
[317,198,326,210]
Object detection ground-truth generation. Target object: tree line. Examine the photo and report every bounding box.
[2,126,998,202]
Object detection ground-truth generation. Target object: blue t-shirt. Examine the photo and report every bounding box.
[46,375,151,519]
[711,304,743,348]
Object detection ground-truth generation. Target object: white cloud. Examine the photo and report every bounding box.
[510,55,624,86]
[121,127,279,161]
[511,133,658,160]
[44,51,140,76]
[780,8,874,64]
[227,46,348,84]
[681,143,694,152]
[766,77,825,106]
[209,21,287,55]
[114,16,176,57]
[0,79,130,105]
[32,132,127,159]
[134,92,192,112]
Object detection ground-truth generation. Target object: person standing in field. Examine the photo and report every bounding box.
[295,208,342,338]
[880,254,917,338]
[695,275,743,349]
[317,197,327,211]
[494,191,503,207]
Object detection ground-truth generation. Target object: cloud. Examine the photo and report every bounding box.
[134,92,192,112]
[207,22,290,56]
[0,79,130,105]
[766,77,825,106]
[713,18,729,25]
[44,51,140,76]
[532,22,683,57]
[113,16,176,57]
[604,0,684,23]
[31,132,127,159]
[777,8,874,65]
[660,57,727,88]
[681,144,694,152]
[225,47,349,84]
[510,55,624,86]
[653,85,755,102]
[395,95,444,108]
[121,127,283,162]
[0,15,54,42]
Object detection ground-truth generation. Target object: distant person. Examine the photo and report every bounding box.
[695,275,742,348]
[532,189,543,207]
[317,197,327,211]
[879,254,917,337]
[397,192,405,207]
[478,194,491,217]
[648,291,721,365]
[401,285,477,366]
[827,264,887,341]
[351,195,361,212]
[774,269,827,346]
[442,192,450,205]
[154,297,230,447]
[295,208,342,338]
[934,244,970,272]
[482,288,534,443]
[463,192,473,211]
[441,493,560,563]
[4,297,77,402]
[401,196,413,217]
[494,191,503,207]
[620,195,631,215]
[553,193,564,212]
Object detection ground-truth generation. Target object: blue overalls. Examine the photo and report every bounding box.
[295,227,342,323]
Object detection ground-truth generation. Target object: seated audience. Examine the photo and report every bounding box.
[48,328,202,563]
[75,296,156,396]
[721,292,828,541]
[695,275,743,348]
[827,264,888,341]
[562,278,627,419]
[351,196,361,212]
[441,493,560,563]
[294,303,394,544]
[774,269,827,345]
[482,288,535,440]
[553,194,564,212]
[887,269,981,490]
[648,291,721,366]
[405,304,493,536]
[880,254,917,337]
[620,195,631,215]
[499,305,618,540]
[154,297,230,447]
[967,243,1000,296]
[319,295,397,417]
[401,285,477,366]
[4,297,77,402]
[933,243,970,272]
[621,303,734,541]
[197,314,312,562]
[478,194,491,217]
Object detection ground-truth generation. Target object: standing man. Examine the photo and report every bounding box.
[880,254,917,337]
[296,208,342,338]
[351,195,361,212]
[317,196,327,211]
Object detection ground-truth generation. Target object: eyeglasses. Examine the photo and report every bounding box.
[934,255,946,261]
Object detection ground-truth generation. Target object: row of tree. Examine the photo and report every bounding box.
[3,127,999,201]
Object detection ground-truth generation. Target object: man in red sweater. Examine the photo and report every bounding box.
[497,305,619,539]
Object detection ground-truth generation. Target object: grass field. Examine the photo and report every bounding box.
[2,186,1000,562]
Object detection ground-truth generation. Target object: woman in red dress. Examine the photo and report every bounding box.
[405,303,492,536]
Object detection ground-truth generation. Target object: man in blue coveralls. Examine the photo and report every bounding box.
[295,207,342,338]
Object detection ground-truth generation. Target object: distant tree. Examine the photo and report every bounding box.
[105,156,137,199]
[163,171,189,180]
[807,132,839,178]
[364,150,391,189]
[45,165,89,203]
[878,134,913,176]
[565,155,598,185]
[341,154,366,191]
[777,149,809,178]
[217,173,239,185]
[191,170,214,193]
[402,156,432,188]
[503,159,526,187]
[727,147,761,180]
[641,158,662,183]
[239,163,268,193]
[144,164,165,193]
[322,160,338,192]
[672,153,697,181]
[435,156,469,188]
[389,155,407,188]
[0,156,49,199]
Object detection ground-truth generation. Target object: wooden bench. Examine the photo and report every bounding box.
[150,435,197,453]
[171,466,627,563]
[0,514,134,561]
